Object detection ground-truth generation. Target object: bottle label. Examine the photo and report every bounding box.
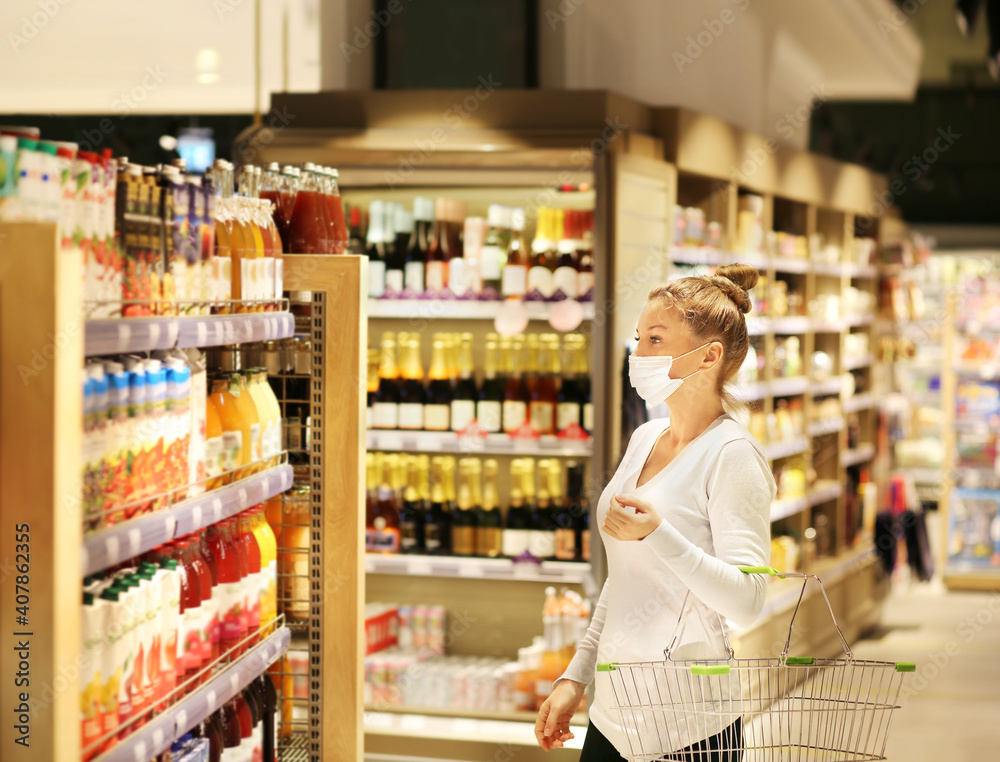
[555,528,577,561]
[529,401,555,435]
[221,430,243,473]
[450,400,476,432]
[372,528,401,553]
[553,266,579,299]
[425,261,446,292]
[182,602,204,672]
[372,402,398,429]
[480,245,503,280]
[423,404,450,431]
[250,422,262,463]
[501,264,527,297]
[528,530,556,559]
[502,401,527,433]
[502,528,530,558]
[404,261,425,293]
[398,403,424,430]
[475,526,503,557]
[557,402,582,432]
[448,258,468,297]
[477,400,502,433]
[400,522,418,552]
[452,526,475,556]
[385,268,404,295]
[368,260,386,298]
[527,265,554,298]
[424,522,441,552]
[262,257,276,306]
[583,403,594,433]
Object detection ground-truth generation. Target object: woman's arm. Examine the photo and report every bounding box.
[555,581,608,686]
[607,439,775,628]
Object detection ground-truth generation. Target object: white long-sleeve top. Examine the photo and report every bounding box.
[560,414,776,758]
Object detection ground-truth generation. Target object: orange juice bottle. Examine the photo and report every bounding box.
[210,161,234,315]
[205,393,226,490]
[209,375,244,483]
[258,369,283,467]
[248,206,266,313]
[251,505,278,633]
[233,372,262,477]
[245,369,274,469]
[230,201,253,315]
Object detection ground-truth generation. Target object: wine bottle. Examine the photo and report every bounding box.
[477,339,504,434]
[399,455,424,554]
[366,200,386,298]
[446,200,469,298]
[553,460,577,561]
[451,336,478,433]
[425,198,450,295]
[462,216,486,297]
[556,335,584,434]
[372,335,400,430]
[402,198,432,296]
[502,338,529,434]
[529,335,559,435]
[480,204,507,298]
[576,211,595,300]
[439,456,457,555]
[476,459,503,558]
[397,337,426,431]
[385,204,411,296]
[528,207,555,299]
[365,453,378,552]
[502,459,531,558]
[452,458,478,557]
[371,454,401,554]
[568,461,590,562]
[424,339,452,432]
[424,457,447,555]
[501,207,529,299]
[577,335,594,434]
[366,347,379,430]
[528,459,556,560]
[553,209,579,300]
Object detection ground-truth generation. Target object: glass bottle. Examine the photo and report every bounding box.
[371,453,402,554]
[528,207,555,299]
[366,200,387,298]
[424,457,448,555]
[425,197,450,295]
[288,164,330,255]
[528,459,556,560]
[480,204,507,299]
[424,338,452,432]
[503,459,531,558]
[451,458,478,557]
[502,338,530,434]
[399,455,424,554]
[501,207,529,300]
[477,339,504,434]
[405,197,434,296]
[476,459,503,558]
[450,337,478,433]
[372,335,401,430]
[397,336,426,431]
[529,335,559,435]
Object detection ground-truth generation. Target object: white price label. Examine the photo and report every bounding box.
[206,690,217,711]
[127,528,141,557]
[132,741,147,762]
[211,497,223,522]
[148,322,161,347]
[197,321,208,346]
[191,505,203,530]
[105,535,120,564]
[117,322,132,351]
[238,487,249,508]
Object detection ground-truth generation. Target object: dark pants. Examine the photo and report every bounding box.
[579,717,743,762]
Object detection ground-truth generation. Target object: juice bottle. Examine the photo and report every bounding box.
[238,511,262,646]
[253,369,281,468]
[276,165,298,253]
[206,521,242,660]
[260,163,286,243]
[174,539,205,693]
[233,691,255,759]
[227,519,251,657]
[210,375,247,482]
[113,575,142,734]
[233,372,262,477]
[251,505,278,635]
[230,198,254,314]
[322,167,348,254]
[244,370,272,469]
[204,393,225,490]
[220,699,242,759]
[158,558,180,707]
[289,164,330,255]
[192,531,220,669]
[243,683,264,761]
[97,585,123,749]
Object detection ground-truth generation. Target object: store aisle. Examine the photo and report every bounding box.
[849,575,1000,762]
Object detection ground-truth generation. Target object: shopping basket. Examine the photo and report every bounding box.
[596,566,915,762]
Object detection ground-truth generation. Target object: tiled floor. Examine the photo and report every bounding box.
[850,574,1000,761]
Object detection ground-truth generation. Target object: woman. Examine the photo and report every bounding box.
[535,264,776,762]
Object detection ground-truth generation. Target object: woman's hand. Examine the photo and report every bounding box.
[535,680,584,751]
[602,493,662,541]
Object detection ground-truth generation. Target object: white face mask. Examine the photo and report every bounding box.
[628,343,711,404]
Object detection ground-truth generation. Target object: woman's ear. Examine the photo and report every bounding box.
[702,341,724,370]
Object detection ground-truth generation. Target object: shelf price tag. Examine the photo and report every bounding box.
[148,322,161,347]
[211,497,223,522]
[117,322,132,351]
[105,535,121,565]
[132,740,148,762]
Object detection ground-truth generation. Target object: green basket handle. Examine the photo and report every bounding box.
[597,662,618,672]
[738,566,787,578]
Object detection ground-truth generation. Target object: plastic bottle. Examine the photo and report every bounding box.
[174,539,205,692]
[193,531,221,666]
[238,511,263,646]
[205,392,226,489]
[251,505,278,634]
[227,520,251,657]
[233,372,262,477]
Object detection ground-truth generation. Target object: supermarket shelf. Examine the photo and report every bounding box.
[846,263,878,279]
[770,376,810,397]
[843,354,875,371]
[741,253,769,271]
[746,316,769,336]
[845,314,875,328]
[771,316,811,334]
[771,496,809,522]
[807,417,845,437]
[811,377,843,397]
[367,299,596,322]
[669,246,724,266]
[809,480,844,506]
[764,437,810,460]
[813,262,846,277]
[771,257,811,274]
[811,318,846,333]
[731,381,769,403]
[86,312,294,355]
[94,626,290,762]
[365,554,592,584]
[364,704,589,727]
[366,430,593,457]
[842,392,876,413]
[82,464,293,577]
[842,443,876,467]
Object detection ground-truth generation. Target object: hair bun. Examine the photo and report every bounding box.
[711,264,759,314]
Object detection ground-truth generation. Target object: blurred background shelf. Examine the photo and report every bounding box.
[366,430,593,457]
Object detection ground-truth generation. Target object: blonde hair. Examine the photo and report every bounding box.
[647,263,759,412]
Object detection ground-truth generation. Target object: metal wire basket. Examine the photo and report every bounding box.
[596,566,915,762]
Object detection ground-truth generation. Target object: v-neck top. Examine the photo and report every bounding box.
[560,414,776,757]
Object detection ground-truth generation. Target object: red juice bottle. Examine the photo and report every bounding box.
[233,691,255,757]
[237,511,263,646]
[194,530,221,665]
[206,521,241,659]
[174,539,205,693]
[288,165,330,255]
[321,167,348,254]
[221,699,243,758]
[205,711,225,762]
[226,519,251,656]
[257,672,278,762]
[185,535,214,684]
[243,683,263,761]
